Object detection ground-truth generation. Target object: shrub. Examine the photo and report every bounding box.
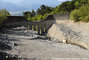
[0,12,7,26]
[83,15,89,22]
[0,9,10,27]
[70,6,89,22]
[70,9,80,22]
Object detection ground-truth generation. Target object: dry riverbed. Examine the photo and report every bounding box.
[2,26,89,60]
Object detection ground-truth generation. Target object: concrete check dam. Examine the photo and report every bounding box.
[2,13,70,35]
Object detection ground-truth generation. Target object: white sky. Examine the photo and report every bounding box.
[58,0,71,1]
[3,0,71,4]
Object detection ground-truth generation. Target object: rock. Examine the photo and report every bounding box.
[14,43,18,46]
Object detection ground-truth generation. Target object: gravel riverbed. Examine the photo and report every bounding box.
[2,26,89,60]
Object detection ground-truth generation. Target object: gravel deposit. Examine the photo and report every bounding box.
[2,26,89,60]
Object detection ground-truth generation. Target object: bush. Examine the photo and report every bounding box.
[70,6,89,22]
[0,9,10,27]
[0,12,7,26]
[83,15,89,22]
[70,9,80,22]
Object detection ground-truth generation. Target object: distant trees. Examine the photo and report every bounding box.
[23,4,53,21]
[72,0,89,8]
[23,0,89,22]
[36,4,53,15]
[49,1,75,14]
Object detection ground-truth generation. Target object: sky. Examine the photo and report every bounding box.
[3,0,71,4]
[0,0,71,15]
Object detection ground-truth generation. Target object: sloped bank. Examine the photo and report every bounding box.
[47,20,89,49]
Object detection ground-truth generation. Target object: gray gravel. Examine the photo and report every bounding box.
[5,26,89,60]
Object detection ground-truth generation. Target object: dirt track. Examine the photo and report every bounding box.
[5,26,89,60]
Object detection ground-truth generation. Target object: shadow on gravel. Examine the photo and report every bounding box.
[29,36,49,40]
[0,52,18,60]
[0,37,18,60]
[7,30,33,36]
[0,41,12,51]
[8,38,19,41]
[0,28,25,60]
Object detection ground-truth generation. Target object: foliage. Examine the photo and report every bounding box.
[0,9,10,27]
[72,0,89,8]
[31,10,36,17]
[70,6,89,22]
[70,9,80,22]
[51,1,75,14]
[23,4,53,21]
[23,0,89,22]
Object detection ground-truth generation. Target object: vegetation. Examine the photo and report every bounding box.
[0,9,10,27]
[23,5,53,21]
[23,0,75,21]
[24,0,89,22]
[70,6,89,22]
[70,0,89,22]
[23,0,89,22]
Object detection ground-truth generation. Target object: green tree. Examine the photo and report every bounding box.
[31,10,36,17]
[75,1,80,9]
[46,6,53,13]
[36,8,41,15]
[23,11,31,20]
[0,9,10,16]
[72,0,88,8]
[23,11,31,18]
[0,9,10,27]
[40,4,46,10]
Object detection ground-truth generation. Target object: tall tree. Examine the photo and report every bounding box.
[46,6,52,13]
[40,4,46,10]
[23,11,31,18]
[36,8,41,15]
[31,10,36,17]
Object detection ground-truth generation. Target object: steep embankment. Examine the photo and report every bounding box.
[47,20,89,49]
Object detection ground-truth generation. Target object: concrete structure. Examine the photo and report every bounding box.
[3,13,70,35]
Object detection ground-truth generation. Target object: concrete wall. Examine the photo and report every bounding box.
[53,13,70,20]
[3,13,70,35]
[26,20,54,35]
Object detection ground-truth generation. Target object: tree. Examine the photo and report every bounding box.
[0,9,10,27]
[36,8,41,15]
[31,10,36,17]
[75,1,80,9]
[46,6,52,13]
[0,9,10,16]
[23,11,31,18]
[72,0,88,8]
[80,0,87,6]
[52,1,75,14]
[40,4,46,10]
[23,11,31,20]
[40,4,47,15]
